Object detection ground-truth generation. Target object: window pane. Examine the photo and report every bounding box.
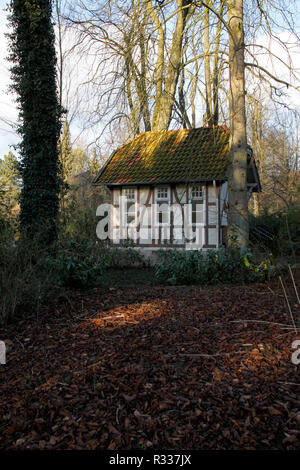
[157,202,169,225]
[157,187,168,199]
[124,188,135,200]
[191,185,203,200]
[161,211,168,224]
[192,209,196,225]
[191,201,202,225]
[126,201,135,225]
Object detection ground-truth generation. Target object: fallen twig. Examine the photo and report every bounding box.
[279,276,297,335]
[288,264,300,306]
[229,319,292,327]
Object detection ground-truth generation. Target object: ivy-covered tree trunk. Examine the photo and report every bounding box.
[8,0,61,245]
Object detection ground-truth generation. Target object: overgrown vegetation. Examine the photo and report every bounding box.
[155,249,275,286]
[2,216,296,325]
[0,232,56,324]
[0,231,109,324]
[249,207,300,258]
[0,224,155,324]
[46,238,109,288]
[2,200,300,324]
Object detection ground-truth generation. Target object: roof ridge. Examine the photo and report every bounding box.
[119,125,230,148]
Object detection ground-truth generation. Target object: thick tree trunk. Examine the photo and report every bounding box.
[151,0,194,131]
[203,3,223,128]
[9,0,61,246]
[227,0,249,250]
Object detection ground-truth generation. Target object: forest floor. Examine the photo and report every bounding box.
[0,271,300,450]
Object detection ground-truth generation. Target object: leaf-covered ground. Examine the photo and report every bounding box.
[1,280,300,450]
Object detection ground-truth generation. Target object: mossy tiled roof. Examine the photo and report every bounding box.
[95,126,230,185]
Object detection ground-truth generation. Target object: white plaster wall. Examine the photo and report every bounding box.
[113,188,120,205]
[109,182,224,249]
[208,204,218,225]
[172,202,184,243]
[139,206,152,244]
[208,228,218,246]
[208,185,216,203]
[139,186,150,204]
[176,184,187,203]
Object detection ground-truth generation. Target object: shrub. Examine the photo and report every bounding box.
[0,233,58,324]
[0,232,110,324]
[277,209,300,258]
[56,237,108,266]
[46,240,109,288]
[250,208,300,258]
[154,249,275,286]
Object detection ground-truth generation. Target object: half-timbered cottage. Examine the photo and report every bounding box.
[94,126,260,252]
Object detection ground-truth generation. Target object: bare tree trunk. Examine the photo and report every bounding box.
[203,2,224,127]
[125,56,140,136]
[151,0,194,131]
[132,4,151,132]
[178,68,189,128]
[203,6,213,126]
[177,34,191,128]
[249,98,263,216]
[212,1,225,126]
[227,0,249,250]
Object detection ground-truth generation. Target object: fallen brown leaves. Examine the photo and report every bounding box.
[0,281,299,450]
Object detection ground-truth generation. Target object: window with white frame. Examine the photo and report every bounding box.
[156,186,168,200]
[123,187,136,226]
[155,186,169,225]
[190,184,204,225]
[191,184,203,200]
